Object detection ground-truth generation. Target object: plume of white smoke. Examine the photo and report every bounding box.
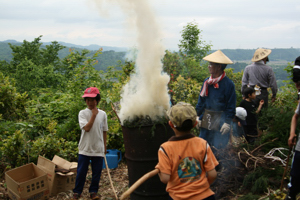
[124,46,138,63]
[90,0,170,125]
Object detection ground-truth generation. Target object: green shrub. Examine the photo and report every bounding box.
[0,130,30,168]
[58,141,78,162]
[169,75,201,106]
[29,120,78,163]
[251,176,269,194]
[30,133,78,163]
[106,119,124,153]
[0,72,28,121]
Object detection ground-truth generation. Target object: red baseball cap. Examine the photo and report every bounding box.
[82,87,100,98]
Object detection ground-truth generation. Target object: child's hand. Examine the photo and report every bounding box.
[260,100,264,105]
[238,121,242,127]
[92,106,99,116]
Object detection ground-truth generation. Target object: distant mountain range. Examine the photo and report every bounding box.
[1,39,128,52]
[1,39,300,63]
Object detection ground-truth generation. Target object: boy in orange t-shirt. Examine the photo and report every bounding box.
[156,102,219,200]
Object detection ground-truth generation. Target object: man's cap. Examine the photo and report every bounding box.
[251,48,272,62]
[236,107,247,120]
[166,102,197,127]
[203,50,233,64]
[82,87,100,98]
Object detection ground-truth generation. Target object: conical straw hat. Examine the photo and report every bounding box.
[203,50,233,64]
[251,48,271,62]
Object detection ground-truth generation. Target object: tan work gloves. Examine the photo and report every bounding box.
[196,117,201,129]
[220,123,230,135]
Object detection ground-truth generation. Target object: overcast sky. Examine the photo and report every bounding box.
[1,0,300,50]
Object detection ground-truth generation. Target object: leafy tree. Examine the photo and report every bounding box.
[9,36,64,67]
[162,50,183,78]
[5,36,66,95]
[166,21,211,83]
[182,56,209,82]
[178,21,212,62]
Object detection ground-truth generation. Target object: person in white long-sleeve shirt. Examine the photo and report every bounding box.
[241,48,278,108]
[72,87,108,200]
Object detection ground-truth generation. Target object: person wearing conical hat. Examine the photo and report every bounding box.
[241,48,278,108]
[195,50,236,149]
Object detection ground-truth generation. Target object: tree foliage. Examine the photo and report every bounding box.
[178,21,212,62]
[1,36,66,95]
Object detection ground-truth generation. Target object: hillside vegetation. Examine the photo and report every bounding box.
[0,31,299,199]
[0,39,298,80]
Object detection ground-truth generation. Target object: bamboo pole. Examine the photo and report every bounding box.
[111,102,121,124]
[104,156,119,200]
[120,169,159,200]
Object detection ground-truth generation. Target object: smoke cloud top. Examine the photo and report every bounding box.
[91,0,170,124]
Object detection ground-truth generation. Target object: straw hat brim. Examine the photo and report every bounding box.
[251,48,272,62]
[203,50,233,64]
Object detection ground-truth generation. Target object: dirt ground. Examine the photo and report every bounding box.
[0,162,129,200]
[0,159,246,200]
[0,159,242,200]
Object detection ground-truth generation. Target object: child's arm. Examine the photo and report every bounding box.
[83,106,98,132]
[256,100,264,114]
[206,169,217,185]
[158,171,170,184]
[289,113,299,148]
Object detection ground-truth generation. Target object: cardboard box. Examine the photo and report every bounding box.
[5,163,50,200]
[37,155,77,196]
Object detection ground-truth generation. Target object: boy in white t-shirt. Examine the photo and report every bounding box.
[72,87,108,200]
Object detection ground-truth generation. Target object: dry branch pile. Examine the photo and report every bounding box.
[210,145,247,199]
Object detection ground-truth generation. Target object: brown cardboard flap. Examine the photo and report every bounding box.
[52,155,72,169]
[70,162,78,172]
[55,171,74,176]
[37,156,56,172]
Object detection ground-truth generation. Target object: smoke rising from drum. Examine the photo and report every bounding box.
[91,0,170,124]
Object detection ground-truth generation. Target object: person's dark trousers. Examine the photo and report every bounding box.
[287,150,300,199]
[253,88,269,109]
[199,128,230,150]
[73,154,104,194]
[169,194,215,200]
[243,125,258,144]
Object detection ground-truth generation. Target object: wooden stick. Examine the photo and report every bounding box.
[250,138,278,154]
[104,156,119,200]
[280,136,296,191]
[120,169,159,200]
[111,102,121,123]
